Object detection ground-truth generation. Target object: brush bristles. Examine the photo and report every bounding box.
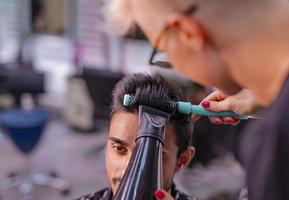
[123,94,177,114]
[123,94,136,106]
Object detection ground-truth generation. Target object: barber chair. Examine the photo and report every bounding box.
[0,108,71,199]
[0,69,71,199]
[82,68,124,119]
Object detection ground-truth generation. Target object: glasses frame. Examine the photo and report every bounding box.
[148,5,199,69]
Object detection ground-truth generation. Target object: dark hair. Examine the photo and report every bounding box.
[110,73,193,157]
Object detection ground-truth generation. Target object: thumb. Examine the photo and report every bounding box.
[201,99,231,113]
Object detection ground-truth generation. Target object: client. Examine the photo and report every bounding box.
[76,73,196,200]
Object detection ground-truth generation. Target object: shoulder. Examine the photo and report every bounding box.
[172,185,197,200]
[239,78,289,199]
[266,77,289,126]
[74,188,112,200]
[242,77,289,138]
[240,89,289,162]
[175,191,199,200]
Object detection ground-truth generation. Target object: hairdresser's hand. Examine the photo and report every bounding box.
[191,89,263,125]
[155,189,174,200]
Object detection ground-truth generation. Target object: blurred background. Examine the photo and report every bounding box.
[0,0,247,199]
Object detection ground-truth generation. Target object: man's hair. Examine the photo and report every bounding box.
[110,73,193,157]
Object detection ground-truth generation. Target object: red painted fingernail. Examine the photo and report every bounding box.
[234,118,240,123]
[214,120,222,124]
[155,190,165,199]
[201,101,210,108]
[226,119,235,124]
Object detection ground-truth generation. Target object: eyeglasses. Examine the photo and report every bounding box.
[148,5,199,69]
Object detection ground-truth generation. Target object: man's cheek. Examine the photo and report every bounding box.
[107,154,118,172]
[107,154,126,175]
[162,168,173,191]
[106,153,116,174]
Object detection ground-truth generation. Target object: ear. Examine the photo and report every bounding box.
[175,147,195,172]
[166,13,206,52]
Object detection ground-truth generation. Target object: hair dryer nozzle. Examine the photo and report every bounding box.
[113,106,170,200]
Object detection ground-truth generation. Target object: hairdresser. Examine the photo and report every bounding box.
[106,0,289,199]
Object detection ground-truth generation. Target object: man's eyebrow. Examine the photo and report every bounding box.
[108,137,129,146]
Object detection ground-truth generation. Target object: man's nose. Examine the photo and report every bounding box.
[121,153,132,175]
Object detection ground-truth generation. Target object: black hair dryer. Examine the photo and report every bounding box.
[113,105,170,200]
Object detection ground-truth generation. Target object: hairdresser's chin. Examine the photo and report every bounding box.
[219,83,242,96]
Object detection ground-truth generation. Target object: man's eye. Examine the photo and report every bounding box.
[112,145,127,154]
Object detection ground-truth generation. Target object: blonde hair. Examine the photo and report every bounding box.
[105,0,289,44]
[104,0,193,35]
[104,0,134,35]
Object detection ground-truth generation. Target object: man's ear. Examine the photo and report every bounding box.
[166,13,206,52]
[175,147,195,172]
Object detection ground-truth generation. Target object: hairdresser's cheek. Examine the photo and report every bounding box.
[167,42,210,87]
[166,42,192,78]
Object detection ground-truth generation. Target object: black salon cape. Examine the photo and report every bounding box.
[75,184,196,200]
[240,76,289,200]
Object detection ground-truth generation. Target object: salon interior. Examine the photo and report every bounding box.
[0,0,247,200]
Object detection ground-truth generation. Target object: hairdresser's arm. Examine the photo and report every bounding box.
[192,89,263,125]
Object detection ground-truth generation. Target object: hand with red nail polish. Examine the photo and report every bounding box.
[155,189,175,200]
[201,100,210,108]
[192,89,263,125]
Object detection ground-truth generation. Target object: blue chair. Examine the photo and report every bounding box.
[0,108,70,199]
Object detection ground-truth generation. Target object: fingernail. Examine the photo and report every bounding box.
[155,190,165,199]
[226,119,235,124]
[201,101,210,108]
[234,118,240,123]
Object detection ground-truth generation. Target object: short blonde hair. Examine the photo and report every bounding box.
[105,0,192,35]
[105,0,289,45]
[104,0,134,35]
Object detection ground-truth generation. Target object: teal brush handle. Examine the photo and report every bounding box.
[123,94,249,120]
[178,101,249,120]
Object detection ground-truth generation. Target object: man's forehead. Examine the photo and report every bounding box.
[109,111,177,148]
[109,112,138,143]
